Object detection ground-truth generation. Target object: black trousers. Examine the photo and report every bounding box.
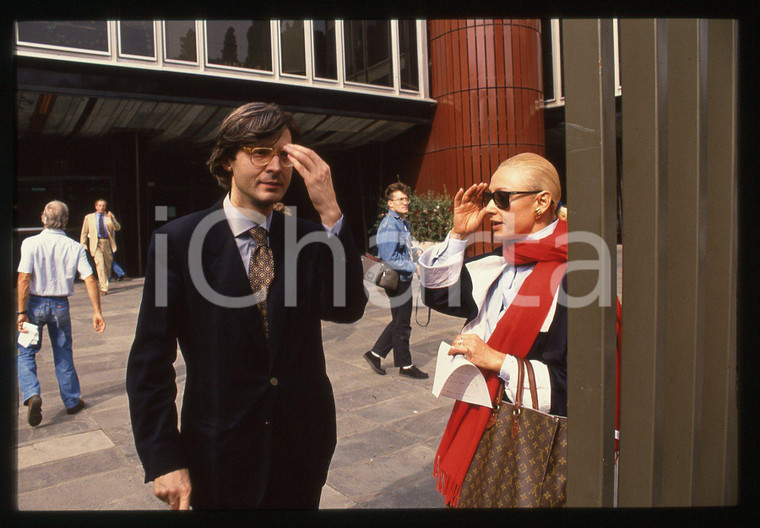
[371,279,413,367]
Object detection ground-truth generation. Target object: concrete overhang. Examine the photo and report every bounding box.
[16,55,437,152]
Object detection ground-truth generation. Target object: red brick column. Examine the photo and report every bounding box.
[415,19,545,252]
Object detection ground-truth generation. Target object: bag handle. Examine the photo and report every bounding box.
[485,356,541,434]
[512,358,542,437]
[523,360,539,412]
[510,358,526,438]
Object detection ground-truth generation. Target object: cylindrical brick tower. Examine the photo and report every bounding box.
[416,18,545,211]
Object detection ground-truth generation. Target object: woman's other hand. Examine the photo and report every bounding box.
[449,333,506,373]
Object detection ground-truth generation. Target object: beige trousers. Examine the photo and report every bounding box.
[94,239,113,292]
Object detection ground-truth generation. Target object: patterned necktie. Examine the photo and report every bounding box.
[247,226,274,338]
[98,214,107,238]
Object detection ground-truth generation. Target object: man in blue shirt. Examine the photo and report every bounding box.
[364,183,428,379]
[17,200,106,427]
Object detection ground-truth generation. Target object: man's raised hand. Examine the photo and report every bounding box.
[283,144,342,228]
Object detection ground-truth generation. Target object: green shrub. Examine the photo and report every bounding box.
[370,188,453,243]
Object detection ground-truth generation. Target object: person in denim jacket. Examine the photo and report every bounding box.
[363,183,428,379]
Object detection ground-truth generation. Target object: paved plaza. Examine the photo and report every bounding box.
[13,276,465,511]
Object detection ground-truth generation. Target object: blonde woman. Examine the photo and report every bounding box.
[419,152,568,507]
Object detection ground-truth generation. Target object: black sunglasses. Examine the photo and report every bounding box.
[481,190,541,210]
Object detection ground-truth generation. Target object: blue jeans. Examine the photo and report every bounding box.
[111,260,125,279]
[17,295,81,409]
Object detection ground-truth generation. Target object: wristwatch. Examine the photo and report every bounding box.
[17,310,27,315]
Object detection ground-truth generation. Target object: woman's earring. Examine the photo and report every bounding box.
[535,207,542,219]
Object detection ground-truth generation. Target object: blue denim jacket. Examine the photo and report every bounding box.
[376,209,415,282]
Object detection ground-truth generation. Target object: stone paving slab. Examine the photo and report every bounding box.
[17,447,126,494]
[326,443,439,504]
[14,276,466,511]
[17,430,114,469]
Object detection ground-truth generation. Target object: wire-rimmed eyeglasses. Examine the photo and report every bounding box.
[241,146,293,167]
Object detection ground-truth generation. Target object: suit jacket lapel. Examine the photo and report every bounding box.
[201,202,267,350]
[266,211,287,368]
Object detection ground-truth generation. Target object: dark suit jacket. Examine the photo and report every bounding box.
[422,247,568,417]
[126,201,367,508]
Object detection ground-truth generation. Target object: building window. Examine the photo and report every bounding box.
[344,20,392,87]
[16,21,108,53]
[397,20,419,91]
[164,20,197,63]
[280,20,306,76]
[118,21,155,58]
[312,20,337,80]
[541,19,555,102]
[206,20,272,71]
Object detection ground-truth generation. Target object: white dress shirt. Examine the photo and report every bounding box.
[17,229,93,297]
[222,194,344,273]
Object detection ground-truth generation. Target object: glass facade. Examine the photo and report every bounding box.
[119,21,155,58]
[280,20,306,76]
[15,20,427,99]
[344,20,392,87]
[206,20,272,71]
[397,20,419,91]
[17,21,108,52]
[164,20,197,63]
[312,20,337,80]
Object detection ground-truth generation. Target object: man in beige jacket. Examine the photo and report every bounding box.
[80,199,121,295]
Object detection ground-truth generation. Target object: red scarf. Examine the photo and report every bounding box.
[434,219,568,507]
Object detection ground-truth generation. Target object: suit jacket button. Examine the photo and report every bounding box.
[270,377,278,386]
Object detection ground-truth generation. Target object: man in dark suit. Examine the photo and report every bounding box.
[126,102,367,510]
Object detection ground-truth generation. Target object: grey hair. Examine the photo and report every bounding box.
[42,200,69,229]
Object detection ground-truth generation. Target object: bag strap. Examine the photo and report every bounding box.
[414,286,431,327]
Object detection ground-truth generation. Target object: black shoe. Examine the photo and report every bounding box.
[66,399,85,415]
[399,365,429,379]
[363,351,386,375]
[26,395,42,427]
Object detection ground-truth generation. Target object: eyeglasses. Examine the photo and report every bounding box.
[392,197,411,203]
[241,146,293,167]
[482,190,541,210]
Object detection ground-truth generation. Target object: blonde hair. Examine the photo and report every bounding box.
[498,152,567,221]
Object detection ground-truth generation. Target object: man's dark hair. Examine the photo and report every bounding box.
[206,102,302,189]
[384,182,412,202]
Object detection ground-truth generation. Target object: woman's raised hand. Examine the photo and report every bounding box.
[451,183,489,240]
